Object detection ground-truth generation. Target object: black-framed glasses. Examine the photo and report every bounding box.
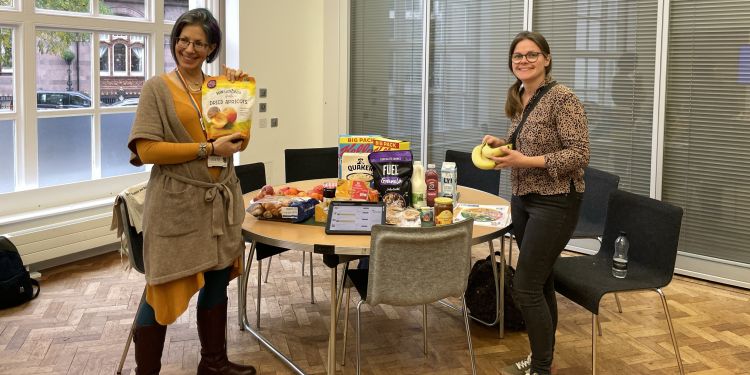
[174,37,210,52]
[512,51,545,63]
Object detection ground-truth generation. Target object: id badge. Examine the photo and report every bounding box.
[207,155,228,168]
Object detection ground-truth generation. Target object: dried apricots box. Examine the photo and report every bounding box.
[202,76,256,141]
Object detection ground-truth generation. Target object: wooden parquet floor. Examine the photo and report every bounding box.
[1,241,749,374]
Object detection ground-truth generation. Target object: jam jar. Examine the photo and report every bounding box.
[433,197,454,226]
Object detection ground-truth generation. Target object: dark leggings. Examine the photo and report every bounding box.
[136,266,231,327]
[511,190,582,375]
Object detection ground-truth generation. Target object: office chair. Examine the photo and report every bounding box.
[445,149,501,195]
[115,190,146,375]
[341,220,477,375]
[553,190,685,375]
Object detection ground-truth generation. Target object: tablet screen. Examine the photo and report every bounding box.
[325,201,386,235]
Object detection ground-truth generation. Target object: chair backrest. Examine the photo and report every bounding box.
[572,166,620,239]
[595,190,683,287]
[445,149,501,195]
[235,162,267,194]
[366,219,474,306]
[284,147,338,183]
[117,196,145,274]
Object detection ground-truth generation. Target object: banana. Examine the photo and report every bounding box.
[471,144,496,170]
[481,143,514,158]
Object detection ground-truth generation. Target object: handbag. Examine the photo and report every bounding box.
[465,251,525,330]
[0,236,40,309]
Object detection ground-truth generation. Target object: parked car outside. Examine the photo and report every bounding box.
[108,97,140,107]
[37,91,92,109]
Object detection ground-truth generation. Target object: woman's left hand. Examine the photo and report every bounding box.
[222,65,249,82]
[491,147,526,169]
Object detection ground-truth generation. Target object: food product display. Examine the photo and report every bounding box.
[434,197,454,226]
[370,150,413,224]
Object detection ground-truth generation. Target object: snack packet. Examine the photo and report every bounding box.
[202,76,256,141]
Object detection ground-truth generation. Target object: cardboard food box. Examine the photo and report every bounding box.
[373,137,410,152]
[338,135,377,178]
[246,196,318,223]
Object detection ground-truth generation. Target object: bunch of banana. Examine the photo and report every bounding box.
[471,143,513,170]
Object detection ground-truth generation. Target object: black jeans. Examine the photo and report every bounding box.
[511,189,582,374]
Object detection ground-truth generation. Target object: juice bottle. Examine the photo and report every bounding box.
[425,163,440,207]
[411,161,427,208]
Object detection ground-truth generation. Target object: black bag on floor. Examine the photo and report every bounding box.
[0,236,40,309]
[465,252,525,330]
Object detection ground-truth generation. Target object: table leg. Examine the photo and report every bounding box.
[328,265,338,374]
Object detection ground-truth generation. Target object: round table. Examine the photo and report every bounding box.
[239,178,511,375]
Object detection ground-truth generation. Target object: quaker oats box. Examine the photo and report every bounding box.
[372,137,410,152]
[338,135,377,178]
[340,152,374,183]
[202,76,256,141]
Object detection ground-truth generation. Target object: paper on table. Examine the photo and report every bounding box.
[453,203,511,228]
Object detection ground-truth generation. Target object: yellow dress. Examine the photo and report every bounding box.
[135,73,247,325]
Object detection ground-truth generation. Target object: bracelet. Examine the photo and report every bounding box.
[197,142,208,159]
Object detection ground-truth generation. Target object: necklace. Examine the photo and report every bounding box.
[176,68,204,93]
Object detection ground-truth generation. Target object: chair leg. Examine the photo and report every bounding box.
[257,259,263,328]
[614,293,623,313]
[116,286,147,374]
[596,314,602,336]
[264,256,272,283]
[301,252,306,276]
[239,241,256,330]
[592,313,597,375]
[356,300,365,375]
[310,253,315,304]
[336,262,350,322]
[656,288,685,375]
[462,295,477,375]
[422,304,428,356]
[341,287,351,366]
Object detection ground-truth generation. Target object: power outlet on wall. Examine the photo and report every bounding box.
[271,118,278,128]
[259,118,268,128]
[259,103,267,112]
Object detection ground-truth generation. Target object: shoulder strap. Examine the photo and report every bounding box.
[508,81,558,147]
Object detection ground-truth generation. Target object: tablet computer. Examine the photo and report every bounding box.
[325,201,386,235]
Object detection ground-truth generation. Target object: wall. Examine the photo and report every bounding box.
[229,0,344,185]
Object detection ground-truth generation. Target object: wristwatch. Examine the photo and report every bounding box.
[197,142,208,159]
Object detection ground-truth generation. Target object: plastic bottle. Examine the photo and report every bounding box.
[410,161,427,208]
[425,163,440,207]
[612,231,629,278]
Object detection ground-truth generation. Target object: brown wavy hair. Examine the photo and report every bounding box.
[504,31,552,118]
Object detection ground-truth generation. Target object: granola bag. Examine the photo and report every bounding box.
[202,76,256,141]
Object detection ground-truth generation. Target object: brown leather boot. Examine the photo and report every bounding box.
[133,323,167,375]
[196,299,256,375]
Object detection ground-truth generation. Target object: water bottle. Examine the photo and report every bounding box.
[612,231,629,278]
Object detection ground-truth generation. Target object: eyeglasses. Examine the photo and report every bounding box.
[512,51,545,63]
[174,37,211,52]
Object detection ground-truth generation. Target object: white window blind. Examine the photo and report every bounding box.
[349,0,424,157]
[427,0,523,173]
[530,0,657,197]
[663,0,750,264]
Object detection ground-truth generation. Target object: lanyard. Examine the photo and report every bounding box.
[175,68,207,138]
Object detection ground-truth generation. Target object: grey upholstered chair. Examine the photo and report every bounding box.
[554,190,685,374]
[341,219,477,375]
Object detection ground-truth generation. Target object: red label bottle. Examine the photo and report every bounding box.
[425,163,440,207]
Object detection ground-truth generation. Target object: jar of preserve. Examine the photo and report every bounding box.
[434,197,453,226]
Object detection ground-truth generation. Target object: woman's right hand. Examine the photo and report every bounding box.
[211,133,245,157]
[482,135,505,148]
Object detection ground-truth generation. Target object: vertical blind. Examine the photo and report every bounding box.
[529,0,657,198]
[350,0,424,158]
[663,0,750,264]
[426,0,523,173]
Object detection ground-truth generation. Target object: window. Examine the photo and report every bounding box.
[662,0,750,264]
[0,0,197,199]
[532,0,657,196]
[113,43,126,73]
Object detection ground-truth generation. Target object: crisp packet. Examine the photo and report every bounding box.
[202,76,256,141]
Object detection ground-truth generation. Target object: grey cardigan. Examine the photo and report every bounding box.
[128,75,245,285]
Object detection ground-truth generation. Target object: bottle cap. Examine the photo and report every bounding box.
[619,231,627,236]
[427,163,436,168]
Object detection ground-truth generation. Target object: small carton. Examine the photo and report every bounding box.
[373,137,410,152]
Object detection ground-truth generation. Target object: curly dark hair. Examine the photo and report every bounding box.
[169,8,222,64]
